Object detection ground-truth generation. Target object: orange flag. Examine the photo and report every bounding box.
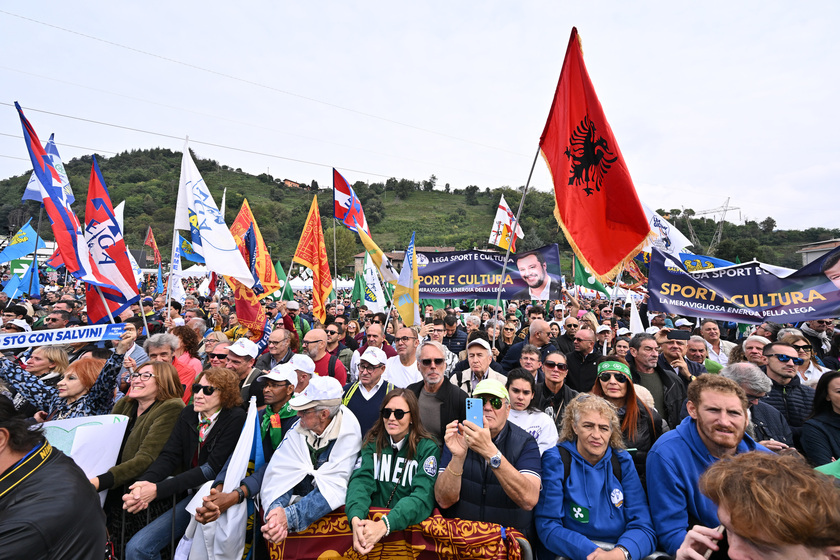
[144,226,162,265]
[293,196,332,324]
[540,27,650,281]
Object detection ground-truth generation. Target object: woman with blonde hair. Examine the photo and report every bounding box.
[535,394,655,560]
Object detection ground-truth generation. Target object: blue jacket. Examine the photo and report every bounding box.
[535,441,656,560]
[645,416,769,555]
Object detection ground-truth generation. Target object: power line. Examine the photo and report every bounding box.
[2,102,392,179]
[0,131,116,155]
[0,65,503,179]
[0,9,527,157]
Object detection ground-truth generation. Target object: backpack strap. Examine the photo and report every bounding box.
[557,443,622,483]
[342,382,359,406]
[328,354,338,378]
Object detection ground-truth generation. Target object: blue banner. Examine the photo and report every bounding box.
[417,244,562,300]
[648,247,840,324]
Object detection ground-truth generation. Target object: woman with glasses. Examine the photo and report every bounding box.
[800,370,840,467]
[591,356,666,487]
[94,362,185,553]
[0,335,131,420]
[779,334,829,388]
[506,368,559,455]
[122,367,246,560]
[535,394,656,560]
[535,351,578,431]
[345,388,439,554]
[497,320,519,363]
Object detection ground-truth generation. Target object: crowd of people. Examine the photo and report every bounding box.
[0,278,839,560]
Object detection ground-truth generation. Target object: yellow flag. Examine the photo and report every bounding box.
[392,232,420,327]
[357,224,399,285]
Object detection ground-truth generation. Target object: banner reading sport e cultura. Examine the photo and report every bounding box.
[647,247,840,324]
[417,244,561,300]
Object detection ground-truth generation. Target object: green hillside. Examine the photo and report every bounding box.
[0,148,836,276]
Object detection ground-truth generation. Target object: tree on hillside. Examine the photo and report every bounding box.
[323,224,359,273]
[365,197,385,226]
[760,217,776,233]
[444,183,450,193]
[395,179,415,200]
[422,174,437,192]
[465,185,479,205]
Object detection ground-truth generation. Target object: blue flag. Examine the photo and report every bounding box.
[22,134,74,204]
[156,262,164,294]
[18,262,40,297]
[2,274,22,299]
[177,234,205,264]
[0,219,46,264]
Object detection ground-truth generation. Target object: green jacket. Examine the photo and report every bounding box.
[345,436,439,532]
[98,397,185,490]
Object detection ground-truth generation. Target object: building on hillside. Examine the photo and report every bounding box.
[797,239,840,266]
[283,179,301,188]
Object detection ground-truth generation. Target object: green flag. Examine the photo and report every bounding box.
[574,255,610,297]
[350,271,365,304]
[272,260,294,300]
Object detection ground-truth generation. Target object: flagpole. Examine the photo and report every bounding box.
[27,206,44,296]
[332,219,338,302]
[137,297,150,336]
[94,286,116,324]
[491,147,540,348]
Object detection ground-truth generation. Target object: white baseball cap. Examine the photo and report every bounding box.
[360,346,387,366]
[288,375,343,410]
[675,318,694,328]
[617,327,631,337]
[596,325,612,334]
[467,338,491,352]
[289,353,316,375]
[258,363,298,385]
[646,326,661,335]
[228,338,258,359]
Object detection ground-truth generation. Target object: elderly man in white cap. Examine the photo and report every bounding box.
[260,375,362,544]
[195,363,299,535]
[342,347,393,435]
[289,354,316,394]
[226,338,263,406]
[450,338,507,396]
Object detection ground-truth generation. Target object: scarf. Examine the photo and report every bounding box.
[800,324,831,354]
[260,406,362,511]
[261,401,296,450]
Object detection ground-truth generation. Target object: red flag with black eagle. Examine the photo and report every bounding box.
[540,27,650,282]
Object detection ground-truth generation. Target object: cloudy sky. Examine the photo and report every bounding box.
[1,1,837,232]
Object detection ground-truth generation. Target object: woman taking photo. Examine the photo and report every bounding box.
[535,394,656,560]
[345,389,439,555]
[0,335,131,420]
[591,356,665,486]
[800,370,840,467]
[94,362,185,551]
[122,367,246,560]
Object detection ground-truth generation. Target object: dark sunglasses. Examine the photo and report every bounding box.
[325,330,339,335]
[381,408,409,420]
[479,396,504,410]
[745,393,765,402]
[598,372,628,383]
[503,327,515,332]
[192,384,217,396]
[208,352,228,360]
[543,360,568,371]
[420,358,445,366]
[791,344,811,352]
[767,354,804,365]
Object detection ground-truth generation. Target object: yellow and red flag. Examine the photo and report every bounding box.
[293,197,332,324]
[540,27,650,281]
[144,226,162,265]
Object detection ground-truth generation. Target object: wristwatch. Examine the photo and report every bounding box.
[489,450,502,469]
[615,544,631,560]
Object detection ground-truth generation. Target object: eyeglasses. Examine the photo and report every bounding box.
[208,352,228,360]
[420,358,445,367]
[130,372,156,381]
[371,320,382,324]
[394,336,417,343]
[192,384,217,396]
[267,339,287,345]
[479,396,504,410]
[381,408,409,420]
[566,323,579,328]
[431,328,445,334]
[45,317,62,322]
[767,354,805,365]
[358,363,382,372]
[302,340,323,346]
[745,393,765,403]
[598,372,628,383]
[325,330,339,335]
[543,360,568,371]
[791,344,811,353]
[574,337,592,342]
[814,320,832,325]
[503,327,515,332]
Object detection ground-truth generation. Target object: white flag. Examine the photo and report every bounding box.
[488,195,524,252]
[640,202,693,256]
[362,253,386,313]
[174,143,254,287]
